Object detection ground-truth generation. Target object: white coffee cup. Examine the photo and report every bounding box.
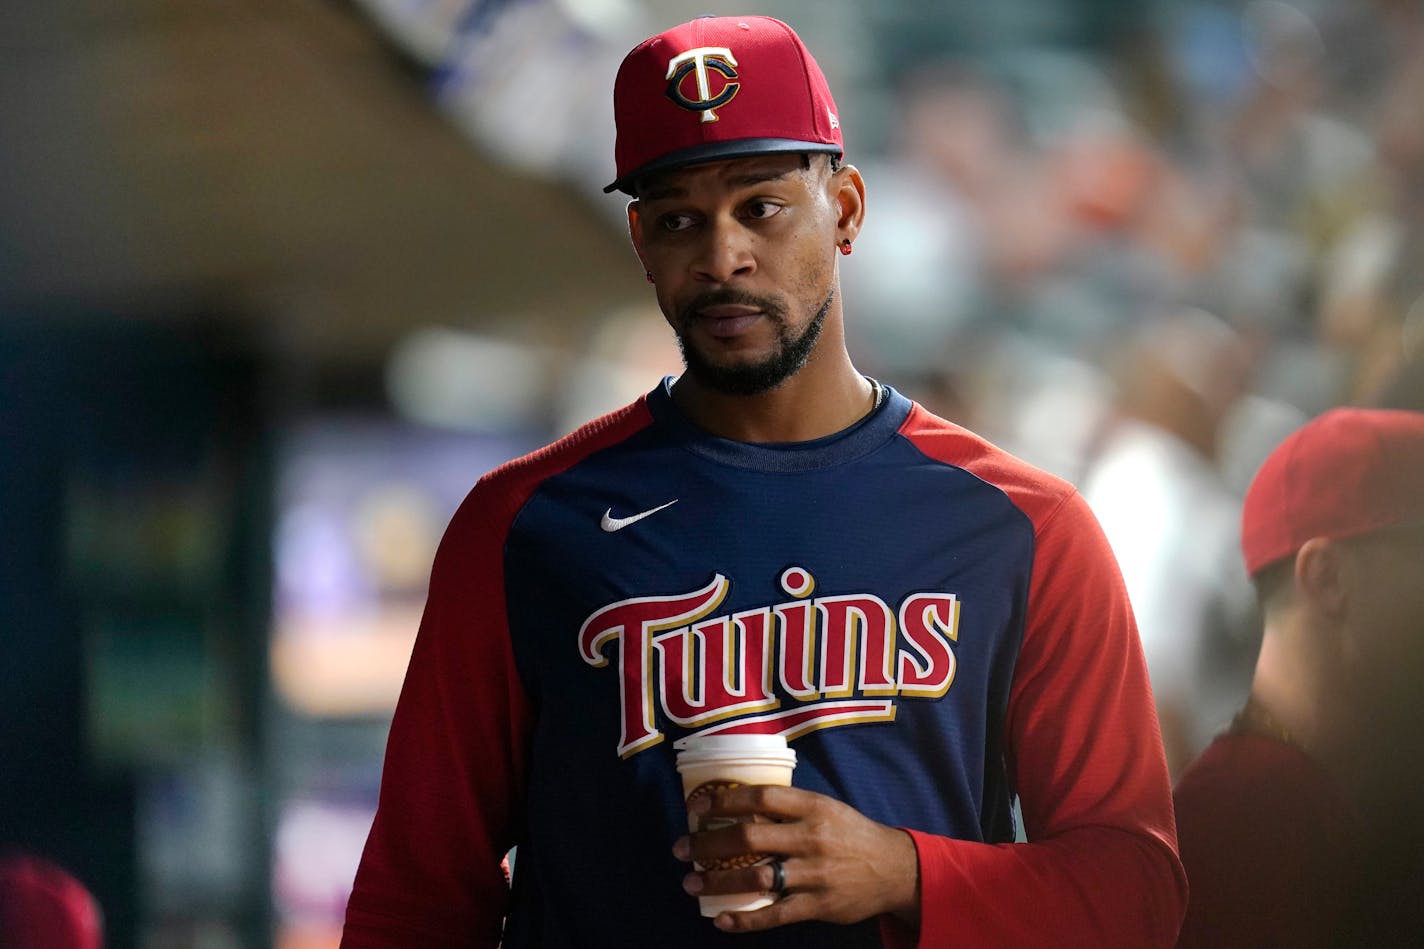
[675,734,797,917]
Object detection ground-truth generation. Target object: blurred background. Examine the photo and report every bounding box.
[3,0,1422,946]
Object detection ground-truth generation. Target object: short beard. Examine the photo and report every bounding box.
[675,289,833,396]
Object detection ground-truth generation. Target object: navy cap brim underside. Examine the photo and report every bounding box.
[603,138,842,195]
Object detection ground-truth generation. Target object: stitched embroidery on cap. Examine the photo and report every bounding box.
[665,47,740,122]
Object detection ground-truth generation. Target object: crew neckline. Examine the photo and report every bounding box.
[646,376,911,472]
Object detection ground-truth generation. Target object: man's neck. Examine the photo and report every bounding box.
[671,354,877,443]
[1247,621,1364,797]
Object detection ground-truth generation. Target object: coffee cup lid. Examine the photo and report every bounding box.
[678,733,786,752]
[674,733,796,766]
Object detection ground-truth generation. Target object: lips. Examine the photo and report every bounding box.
[678,292,781,343]
[697,303,760,319]
[696,305,763,338]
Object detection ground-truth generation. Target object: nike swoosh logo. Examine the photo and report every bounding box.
[600,499,678,533]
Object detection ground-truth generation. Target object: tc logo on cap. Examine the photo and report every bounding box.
[665,47,740,123]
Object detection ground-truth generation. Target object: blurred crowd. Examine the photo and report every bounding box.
[831,0,1424,772]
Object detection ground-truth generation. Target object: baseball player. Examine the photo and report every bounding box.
[1173,407,1424,947]
[342,15,1185,947]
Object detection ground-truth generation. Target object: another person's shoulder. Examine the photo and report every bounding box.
[1174,735,1363,947]
[1175,733,1340,810]
[896,399,1078,528]
[1174,733,1357,862]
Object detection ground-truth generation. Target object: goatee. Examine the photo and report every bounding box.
[675,289,833,396]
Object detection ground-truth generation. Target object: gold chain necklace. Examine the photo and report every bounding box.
[867,376,885,410]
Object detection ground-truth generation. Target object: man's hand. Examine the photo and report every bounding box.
[671,784,920,933]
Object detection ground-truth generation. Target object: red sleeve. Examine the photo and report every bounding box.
[340,483,530,947]
[341,400,653,948]
[882,408,1188,948]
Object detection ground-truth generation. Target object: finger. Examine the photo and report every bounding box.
[685,857,786,897]
[684,821,806,868]
[691,783,823,821]
[714,892,816,933]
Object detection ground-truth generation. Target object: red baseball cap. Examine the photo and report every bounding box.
[1240,407,1424,575]
[604,15,843,195]
[0,854,103,949]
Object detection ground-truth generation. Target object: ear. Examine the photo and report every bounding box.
[1295,537,1348,620]
[627,200,649,270]
[831,163,866,248]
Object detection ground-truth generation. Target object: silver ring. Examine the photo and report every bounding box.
[768,858,787,896]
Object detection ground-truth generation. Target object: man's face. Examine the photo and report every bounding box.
[629,154,841,395]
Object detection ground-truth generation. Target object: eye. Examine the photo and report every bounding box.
[744,200,783,221]
[658,212,697,233]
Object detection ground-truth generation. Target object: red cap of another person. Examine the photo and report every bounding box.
[0,854,103,949]
[1240,407,1424,576]
[605,15,843,195]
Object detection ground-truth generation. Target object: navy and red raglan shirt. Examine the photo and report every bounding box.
[342,380,1187,948]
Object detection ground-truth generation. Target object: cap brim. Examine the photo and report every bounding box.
[604,138,842,195]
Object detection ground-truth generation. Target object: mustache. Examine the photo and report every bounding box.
[676,289,785,326]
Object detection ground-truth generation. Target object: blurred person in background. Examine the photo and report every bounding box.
[0,852,103,949]
[836,62,991,381]
[1370,354,1424,412]
[1173,407,1424,947]
[1079,306,1258,776]
[342,13,1185,948]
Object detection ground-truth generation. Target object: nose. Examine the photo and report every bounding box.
[692,216,755,283]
